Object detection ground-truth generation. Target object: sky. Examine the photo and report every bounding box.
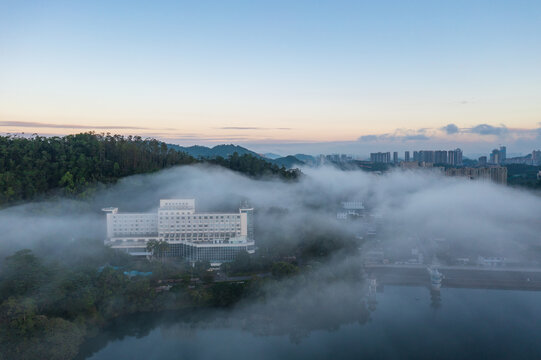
[0,0,540,157]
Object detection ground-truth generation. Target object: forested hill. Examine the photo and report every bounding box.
[0,133,300,207]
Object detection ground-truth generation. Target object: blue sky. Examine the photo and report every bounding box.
[0,0,540,156]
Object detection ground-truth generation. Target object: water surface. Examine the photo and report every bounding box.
[81,286,541,360]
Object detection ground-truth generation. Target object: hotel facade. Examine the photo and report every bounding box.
[103,199,255,263]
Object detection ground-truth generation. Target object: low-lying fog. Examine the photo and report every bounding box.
[1,164,539,261]
[2,164,541,352]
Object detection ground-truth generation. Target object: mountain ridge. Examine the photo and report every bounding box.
[167,143,308,169]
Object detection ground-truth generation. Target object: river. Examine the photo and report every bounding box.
[78,285,541,359]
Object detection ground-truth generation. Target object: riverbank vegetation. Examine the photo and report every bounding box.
[0,224,359,360]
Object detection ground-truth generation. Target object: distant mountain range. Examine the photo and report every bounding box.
[167,144,260,159]
[167,143,314,169]
[293,154,316,165]
[262,153,282,160]
[271,155,305,168]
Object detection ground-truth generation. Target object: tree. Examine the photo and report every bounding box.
[201,271,215,284]
[58,171,75,194]
[271,262,299,279]
[146,239,169,262]
[0,132,300,207]
[0,297,38,338]
[0,250,47,301]
[146,239,158,260]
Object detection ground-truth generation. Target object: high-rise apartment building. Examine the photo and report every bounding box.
[448,148,463,166]
[499,146,506,162]
[419,150,435,163]
[434,150,448,164]
[532,150,541,165]
[478,156,487,166]
[445,167,507,185]
[370,152,391,163]
[376,148,463,166]
[490,149,500,164]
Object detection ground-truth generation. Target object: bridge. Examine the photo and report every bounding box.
[364,264,541,291]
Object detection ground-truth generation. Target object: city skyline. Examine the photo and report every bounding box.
[1,1,540,154]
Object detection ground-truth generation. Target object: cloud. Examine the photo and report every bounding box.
[0,121,173,131]
[441,124,459,135]
[360,123,527,143]
[403,134,430,141]
[358,129,430,142]
[468,124,508,136]
[358,135,379,142]
[217,127,292,130]
[439,123,539,142]
[441,123,509,136]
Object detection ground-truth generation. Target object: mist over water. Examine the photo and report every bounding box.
[80,286,541,360]
[1,164,541,359]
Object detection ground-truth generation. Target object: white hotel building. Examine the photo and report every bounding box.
[103,199,255,262]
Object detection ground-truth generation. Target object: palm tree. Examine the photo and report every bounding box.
[146,239,158,261]
[156,240,170,263]
[146,239,169,262]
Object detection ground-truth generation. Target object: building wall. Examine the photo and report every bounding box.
[445,167,507,185]
[157,210,242,243]
[104,199,255,261]
[109,213,158,237]
[164,243,255,262]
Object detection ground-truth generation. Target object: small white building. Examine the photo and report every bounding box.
[477,256,506,267]
[337,200,365,220]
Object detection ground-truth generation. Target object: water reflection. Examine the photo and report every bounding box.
[367,277,378,312]
[430,289,442,309]
[80,285,541,360]
[78,278,372,359]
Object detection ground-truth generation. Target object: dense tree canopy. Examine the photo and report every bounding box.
[505,164,541,189]
[0,133,300,207]
[0,133,195,205]
[209,152,301,180]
